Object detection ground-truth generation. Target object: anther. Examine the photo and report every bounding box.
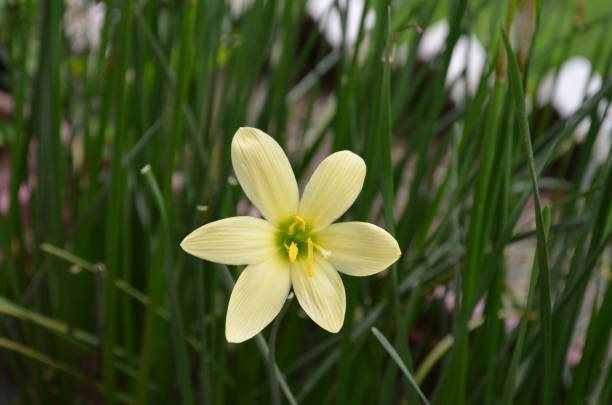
[313,242,332,258]
[287,242,298,264]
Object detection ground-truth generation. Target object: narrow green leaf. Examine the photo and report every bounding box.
[502,29,553,405]
[371,327,430,405]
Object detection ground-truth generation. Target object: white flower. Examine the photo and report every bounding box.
[537,57,602,117]
[537,57,606,152]
[181,128,401,342]
[417,19,486,104]
[446,35,486,104]
[417,19,448,61]
[64,0,105,54]
[226,0,254,19]
[306,0,375,49]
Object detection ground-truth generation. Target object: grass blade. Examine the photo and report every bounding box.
[502,30,553,405]
[371,327,430,405]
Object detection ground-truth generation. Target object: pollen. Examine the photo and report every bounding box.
[286,241,298,263]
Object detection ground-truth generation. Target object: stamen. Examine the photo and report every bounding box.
[307,237,314,277]
[288,215,306,234]
[287,242,298,264]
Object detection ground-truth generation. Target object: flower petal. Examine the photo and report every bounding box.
[298,151,365,231]
[317,222,401,276]
[231,127,299,225]
[180,216,279,265]
[226,256,291,343]
[291,256,345,333]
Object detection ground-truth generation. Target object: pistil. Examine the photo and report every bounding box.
[288,215,306,235]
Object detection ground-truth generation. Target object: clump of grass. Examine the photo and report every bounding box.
[0,0,610,404]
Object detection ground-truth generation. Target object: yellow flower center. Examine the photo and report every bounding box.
[277,216,330,277]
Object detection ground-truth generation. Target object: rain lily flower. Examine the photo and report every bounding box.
[64,0,105,54]
[227,0,254,19]
[228,0,376,48]
[306,0,375,49]
[417,19,449,62]
[417,19,486,104]
[537,57,610,168]
[537,57,602,118]
[181,127,401,343]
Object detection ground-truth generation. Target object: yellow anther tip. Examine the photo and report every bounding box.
[288,242,298,264]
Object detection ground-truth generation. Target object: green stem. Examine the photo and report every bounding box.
[268,297,291,405]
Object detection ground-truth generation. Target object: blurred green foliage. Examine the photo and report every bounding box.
[0,0,610,404]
